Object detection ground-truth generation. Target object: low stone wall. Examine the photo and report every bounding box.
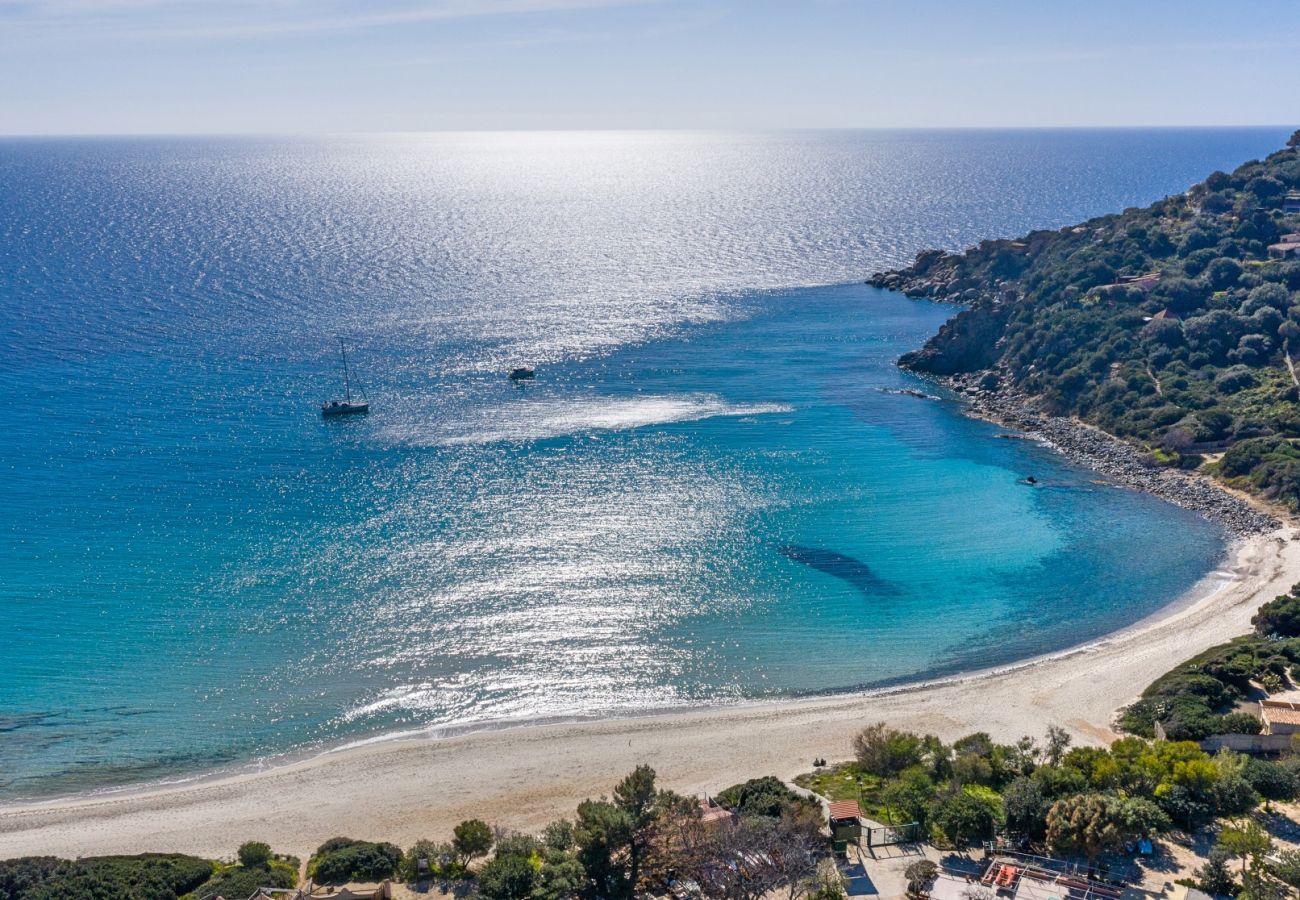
[1200,733,1293,753]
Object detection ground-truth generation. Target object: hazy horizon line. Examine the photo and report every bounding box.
[0,123,1293,139]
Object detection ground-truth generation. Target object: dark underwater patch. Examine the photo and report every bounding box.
[777,544,901,597]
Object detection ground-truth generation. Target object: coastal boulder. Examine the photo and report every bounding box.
[899,304,1009,375]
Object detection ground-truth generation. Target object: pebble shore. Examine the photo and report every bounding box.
[945,372,1281,537]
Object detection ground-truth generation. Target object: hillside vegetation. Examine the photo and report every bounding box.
[875,131,1300,509]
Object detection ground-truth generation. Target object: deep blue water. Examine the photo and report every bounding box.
[0,129,1286,799]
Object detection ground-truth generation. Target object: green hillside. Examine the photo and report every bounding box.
[875,131,1300,509]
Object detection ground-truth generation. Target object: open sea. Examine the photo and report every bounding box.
[0,129,1287,800]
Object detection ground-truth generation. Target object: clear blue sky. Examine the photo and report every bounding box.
[2,0,1298,134]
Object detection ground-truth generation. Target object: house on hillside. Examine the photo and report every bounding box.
[1118,271,1162,291]
[1260,699,1300,736]
[1268,240,1300,260]
[1285,192,1300,214]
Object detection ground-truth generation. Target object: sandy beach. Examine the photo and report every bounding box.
[2,526,1297,861]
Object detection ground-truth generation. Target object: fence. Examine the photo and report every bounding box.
[864,822,923,848]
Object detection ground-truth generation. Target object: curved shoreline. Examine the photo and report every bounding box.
[0,503,1239,809]
[2,526,1295,861]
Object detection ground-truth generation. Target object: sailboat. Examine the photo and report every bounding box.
[321,338,370,417]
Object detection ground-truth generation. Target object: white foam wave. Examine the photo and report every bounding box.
[398,394,791,446]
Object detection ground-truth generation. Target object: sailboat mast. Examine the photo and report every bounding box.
[339,338,352,402]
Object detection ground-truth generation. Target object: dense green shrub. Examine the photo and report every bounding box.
[188,860,297,900]
[236,841,272,869]
[1119,635,1300,739]
[715,775,812,819]
[928,789,999,847]
[309,838,402,884]
[1253,583,1300,636]
[0,854,214,900]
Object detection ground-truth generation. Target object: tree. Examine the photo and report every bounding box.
[1212,774,1261,817]
[929,790,997,849]
[807,865,849,900]
[671,812,825,900]
[535,848,587,900]
[1243,758,1299,803]
[1272,848,1300,889]
[904,860,938,897]
[477,853,537,900]
[1002,777,1049,839]
[572,766,668,900]
[880,771,934,828]
[1040,723,1071,764]
[237,841,273,868]
[612,765,662,896]
[1218,819,1272,881]
[452,819,494,869]
[1195,847,1239,897]
[1046,794,1144,863]
[1115,797,1170,839]
[852,723,925,777]
[1205,258,1244,292]
[1156,784,1214,832]
[575,798,636,900]
[542,819,576,851]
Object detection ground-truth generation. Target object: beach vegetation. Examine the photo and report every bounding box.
[715,775,817,819]
[1045,793,1168,862]
[184,856,298,900]
[236,840,272,868]
[476,844,539,900]
[453,818,494,869]
[1252,582,1300,637]
[308,836,402,884]
[411,765,834,900]
[0,854,214,900]
[928,787,999,848]
[851,722,927,777]
[401,839,456,881]
[0,844,302,900]
[1118,629,1300,741]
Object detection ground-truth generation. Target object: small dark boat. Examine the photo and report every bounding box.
[322,339,369,418]
[508,367,536,381]
[322,398,369,417]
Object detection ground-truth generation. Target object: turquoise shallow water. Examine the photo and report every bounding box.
[0,130,1283,799]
